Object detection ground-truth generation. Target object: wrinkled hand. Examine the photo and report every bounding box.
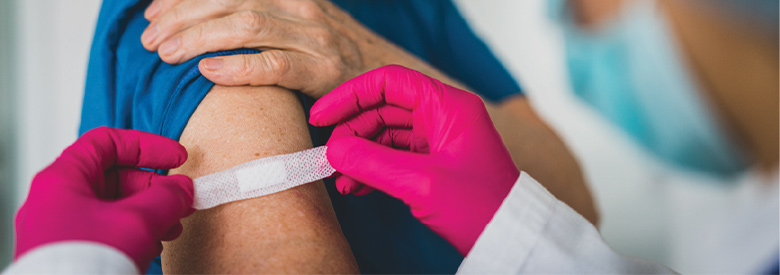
[14,127,195,272]
[309,65,520,255]
[142,0,402,98]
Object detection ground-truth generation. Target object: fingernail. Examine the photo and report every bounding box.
[340,184,351,195]
[142,23,159,44]
[309,108,322,125]
[159,37,180,56]
[203,58,223,70]
[146,1,161,18]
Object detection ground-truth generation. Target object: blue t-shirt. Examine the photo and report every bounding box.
[80,0,523,273]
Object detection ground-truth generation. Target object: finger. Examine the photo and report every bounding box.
[329,125,413,149]
[51,127,187,188]
[199,51,317,90]
[333,175,375,196]
[112,168,193,199]
[120,174,194,238]
[110,169,152,198]
[345,129,411,196]
[326,136,430,201]
[332,105,412,138]
[375,128,413,149]
[330,125,411,196]
[155,10,293,63]
[141,0,255,51]
[351,128,412,196]
[160,223,184,242]
[143,0,234,50]
[144,0,185,20]
[309,65,443,126]
[334,175,361,195]
[352,184,375,196]
[326,106,412,144]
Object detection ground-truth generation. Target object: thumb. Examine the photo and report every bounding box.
[199,51,290,87]
[327,136,431,202]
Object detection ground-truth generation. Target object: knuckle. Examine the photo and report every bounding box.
[262,51,291,79]
[296,0,325,19]
[83,126,109,137]
[31,168,57,187]
[161,6,186,29]
[79,126,114,143]
[234,10,265,33]
[188,23,205,44]
[234,56,257,79]
[376,64,409,78]
[308,26,335,47]
[461,91,486,109]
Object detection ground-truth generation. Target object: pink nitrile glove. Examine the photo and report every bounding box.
[309,65,520,255]
[14,127,195,272]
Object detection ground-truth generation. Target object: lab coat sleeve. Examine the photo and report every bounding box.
[458,172,675,274]
[2,241,138,274]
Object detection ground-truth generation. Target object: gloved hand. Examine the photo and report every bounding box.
[309,65,520,255]
[14,127,195,272]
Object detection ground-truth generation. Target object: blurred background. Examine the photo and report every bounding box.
[0,0,757,272]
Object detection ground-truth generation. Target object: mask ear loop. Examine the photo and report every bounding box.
[192,146,335,210]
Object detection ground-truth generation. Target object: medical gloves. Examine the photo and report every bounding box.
[310,65,520,255]
[13,127,195,272]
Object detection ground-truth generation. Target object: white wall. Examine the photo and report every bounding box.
[14,0,102,203]
[1,0,102,266]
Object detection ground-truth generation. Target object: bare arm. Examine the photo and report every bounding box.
[162,85,357,273]
[487,96,599,226]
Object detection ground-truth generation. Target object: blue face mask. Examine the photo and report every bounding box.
[549,0,751,177]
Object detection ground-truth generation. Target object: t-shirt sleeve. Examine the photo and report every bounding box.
[79,0,260,143]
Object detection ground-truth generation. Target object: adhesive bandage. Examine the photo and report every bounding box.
[192,146,335,210]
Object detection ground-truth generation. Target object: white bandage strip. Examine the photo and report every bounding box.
[192,146,335,210]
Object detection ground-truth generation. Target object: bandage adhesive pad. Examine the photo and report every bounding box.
[192,146,336,209]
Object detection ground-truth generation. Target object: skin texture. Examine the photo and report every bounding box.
[163,85,358,273]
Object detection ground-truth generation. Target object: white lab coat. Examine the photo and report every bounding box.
[2,242,138,274]
[458,171,779,274]
[457,172,674,273]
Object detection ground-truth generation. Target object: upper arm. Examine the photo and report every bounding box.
[486,96,599,226]
[162,85,357,273]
